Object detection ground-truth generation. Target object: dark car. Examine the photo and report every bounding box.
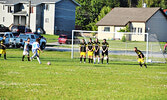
[58,34,80,44]
[11,25,32,34]
[0,24,9,32]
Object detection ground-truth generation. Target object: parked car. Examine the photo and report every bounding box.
[15,33,47,49]
[11,25,32,34]
[0,24,9,32]
[58,34,80,44]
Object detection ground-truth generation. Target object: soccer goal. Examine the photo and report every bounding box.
[71,30,166,63]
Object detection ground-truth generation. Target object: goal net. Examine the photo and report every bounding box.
[71,30,166,63]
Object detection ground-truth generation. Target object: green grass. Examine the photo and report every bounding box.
[42,34,59,43]
[1,49,167,99]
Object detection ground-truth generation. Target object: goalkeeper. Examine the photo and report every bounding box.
[163,42,167,53]
[134,47,147,68]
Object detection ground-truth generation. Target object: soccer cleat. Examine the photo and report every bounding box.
[84,62,86,63]
[98,63,99,64]
[107,63,109,64]
[94,62,95,64]
[80,61,82,63]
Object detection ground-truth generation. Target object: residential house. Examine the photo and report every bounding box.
[96,7,167,42]
[0,0,80,35]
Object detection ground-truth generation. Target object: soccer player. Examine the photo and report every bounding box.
[94,38,100,64]
[80,39,87,63]
[22,38,30,61]
[87,38,94,63]
[0,36,7,60]
[101,39,109,64]
[163,42,167,53]
[134,47,147,68]
[30,38,43,64]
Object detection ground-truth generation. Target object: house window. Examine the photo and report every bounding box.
[3,5,5,10]
[132,27,136,33]
[45,4,49,11]
[3,17,5,22]
[138,28,142,33]
[8,6,12,13]
[45,18,49,23]
[104,27,110,32]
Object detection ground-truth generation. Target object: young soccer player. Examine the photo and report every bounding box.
[22,38,30,61]
[87,38,94,63]
[0,36,7,60]
[134,47,147,68]
[30,38,43,64]
[80,39,87,63]
[101,39,109,64]
[94,38,100,64]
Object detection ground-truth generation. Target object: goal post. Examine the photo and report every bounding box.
[71,30,166,63]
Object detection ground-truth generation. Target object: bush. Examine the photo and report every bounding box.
[122,35,126,42]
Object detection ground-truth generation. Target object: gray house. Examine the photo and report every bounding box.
[0,0,80,35]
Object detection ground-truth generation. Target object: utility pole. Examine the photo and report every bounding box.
[28,0,31,28]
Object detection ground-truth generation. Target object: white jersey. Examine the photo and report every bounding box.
[32,42,40,53]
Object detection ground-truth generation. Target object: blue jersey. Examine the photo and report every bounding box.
[24,42,30,51]
[32,42,40,53]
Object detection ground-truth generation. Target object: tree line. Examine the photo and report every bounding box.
[75,0,167,31]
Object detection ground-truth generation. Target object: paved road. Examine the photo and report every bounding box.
[45,46,167,58]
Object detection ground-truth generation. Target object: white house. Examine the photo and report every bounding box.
[0,0,80,35]
[96,7,167,42]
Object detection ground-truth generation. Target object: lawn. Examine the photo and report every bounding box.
[42,34,59,43]
[0,49,167,99]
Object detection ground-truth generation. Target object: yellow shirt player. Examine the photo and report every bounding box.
[134,47,147,68]
[80,39,87,63]
[0,36,7,60]
[87,38,94,63]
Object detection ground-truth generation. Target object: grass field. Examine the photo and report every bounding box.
[0,49,167,99]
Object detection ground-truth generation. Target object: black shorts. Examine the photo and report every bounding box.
[102,50,108,56]
[94,50,100,56]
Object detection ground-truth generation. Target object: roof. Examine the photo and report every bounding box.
[96,7,164,26]
[0,0,80,6]
[13,11,27,16]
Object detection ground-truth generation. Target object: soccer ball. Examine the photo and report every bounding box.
[47,62,51,65]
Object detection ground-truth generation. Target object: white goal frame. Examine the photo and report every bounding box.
[71,30,149,63]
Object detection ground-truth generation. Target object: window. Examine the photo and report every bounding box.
[138,28,142,33]
[45,18,49,23]
[31,35,35,39]
[132,27,136,33]
[3,5,5,10]
[8,6,11,13]
[10,34,13,38]
[45,4,49,11]
[3,17,5,22]
[104,27,110,32]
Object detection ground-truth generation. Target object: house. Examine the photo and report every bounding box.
[96,7,167,42]
[0,0,80,35]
